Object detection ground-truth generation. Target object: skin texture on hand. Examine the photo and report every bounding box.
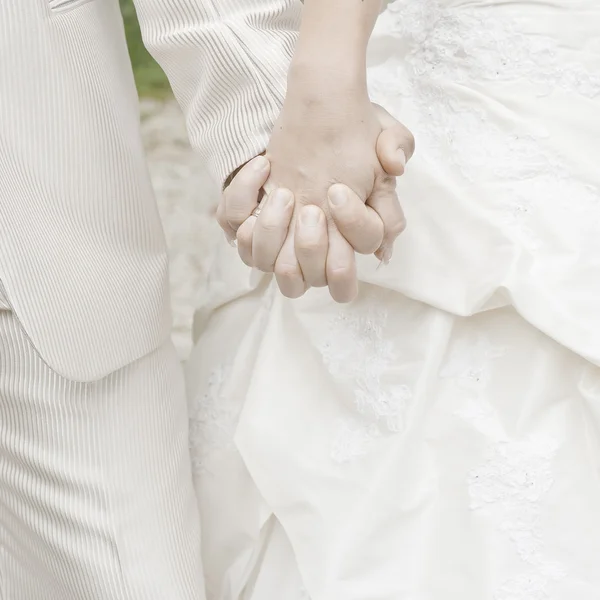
[217,103,415,303]
[269,96,414,299]
[255,101,412,301]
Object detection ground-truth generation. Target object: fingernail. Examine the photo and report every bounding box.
[376,244,393,267]
[300,205,322,226]
[224,232,237,247]
[271,188,293,208]
[252,155,269,172]
[328,185,347,206]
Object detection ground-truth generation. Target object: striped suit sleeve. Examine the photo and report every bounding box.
[131,0,302,187]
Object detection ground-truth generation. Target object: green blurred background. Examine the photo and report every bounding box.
[120,0,171,98]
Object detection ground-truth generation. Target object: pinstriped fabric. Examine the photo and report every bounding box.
[133,0,301,187]
[0,297,206,599]
[0,0,171,382]
[49,0,95,10]
[0,0,299,596]
[0,0,299,381]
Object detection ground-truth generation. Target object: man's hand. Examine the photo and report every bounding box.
[217,103,414,302]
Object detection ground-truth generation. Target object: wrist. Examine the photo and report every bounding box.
[287,54,368,101]
[292,0,379,77]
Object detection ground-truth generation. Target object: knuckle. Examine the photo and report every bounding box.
[224,192,256,221]
[275,262,301,281]
[339,212,364,231]
[327,263,354,281]
[225,204,251,224]
[254,261,275,273]
[233,173,258,195]
[388,217,407,237]
[258,214,285,234]
[296,236,327,255]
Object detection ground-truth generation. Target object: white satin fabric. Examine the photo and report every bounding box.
[187,1,600,598]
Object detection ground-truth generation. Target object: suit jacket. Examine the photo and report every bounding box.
[0,0,301,381]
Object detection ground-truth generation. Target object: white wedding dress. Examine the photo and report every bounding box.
[186,1,600,598]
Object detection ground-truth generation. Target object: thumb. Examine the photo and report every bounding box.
[372,103,415,176]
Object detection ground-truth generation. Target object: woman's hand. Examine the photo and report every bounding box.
[266,93,414,301]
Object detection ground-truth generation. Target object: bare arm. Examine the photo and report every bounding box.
[291,0,382,85]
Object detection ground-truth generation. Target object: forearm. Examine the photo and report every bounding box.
[290,0,382,89]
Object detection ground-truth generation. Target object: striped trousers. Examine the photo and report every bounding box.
[0,287,206,599]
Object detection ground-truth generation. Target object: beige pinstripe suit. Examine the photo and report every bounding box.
[0,0,300,597]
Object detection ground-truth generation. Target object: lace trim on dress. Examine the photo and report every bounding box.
[189,363,235,475]
[369,0,600,252]
[189,289,275,475]
[443,330,566,599]
[320,305,412,463]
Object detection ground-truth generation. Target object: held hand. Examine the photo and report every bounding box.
[217,103,414,302]
[263,90,395,300]
[260,95,414,302]
[288,103,415,302]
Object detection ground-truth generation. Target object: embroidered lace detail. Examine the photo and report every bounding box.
[454,377,565,598]
[320,306,411,463]
[469,431,565,600]
[189,287,276,474]
[375,1,600,97]
[369,0,600,251]
[189,363,236,475]
[440,334,507,391]
[330,419,382,464]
